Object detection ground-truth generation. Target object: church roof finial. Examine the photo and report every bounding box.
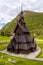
[20,4,24,18]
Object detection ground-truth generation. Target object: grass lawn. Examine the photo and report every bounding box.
[0,36,11,42]
[0,42,8,50]
[0,36,11,50]
[0,53,43,65]
[36,39,43,58]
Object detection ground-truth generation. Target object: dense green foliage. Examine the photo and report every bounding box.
[0,11,43,38]
[1,31,5,36]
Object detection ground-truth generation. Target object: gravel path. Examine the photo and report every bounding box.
[0,46,43,61]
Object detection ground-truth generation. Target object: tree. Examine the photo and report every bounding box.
[4,31,11,37]
[1,31,5,36]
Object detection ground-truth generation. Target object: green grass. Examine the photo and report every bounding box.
[0,43,8,51]
[0,36,11,50]
[36,40,43,58]
[1,11,43,38]
[0,53,43,65]
[0,36,11,42]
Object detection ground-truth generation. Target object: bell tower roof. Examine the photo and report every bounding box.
[19,5,25,25]
[19,4,24,21]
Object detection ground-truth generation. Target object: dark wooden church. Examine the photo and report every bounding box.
[7,11,36,54]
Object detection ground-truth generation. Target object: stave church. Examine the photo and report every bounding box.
[7,10,37,54]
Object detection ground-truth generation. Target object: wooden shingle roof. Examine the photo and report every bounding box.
[18,23,29,33]
[14,35,33,43]
[14,22,30,33]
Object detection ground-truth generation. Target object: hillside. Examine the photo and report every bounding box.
[1,11,43,38]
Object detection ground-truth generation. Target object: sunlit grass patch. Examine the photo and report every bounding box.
[0,36,11,42]
[35,39,43,58]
